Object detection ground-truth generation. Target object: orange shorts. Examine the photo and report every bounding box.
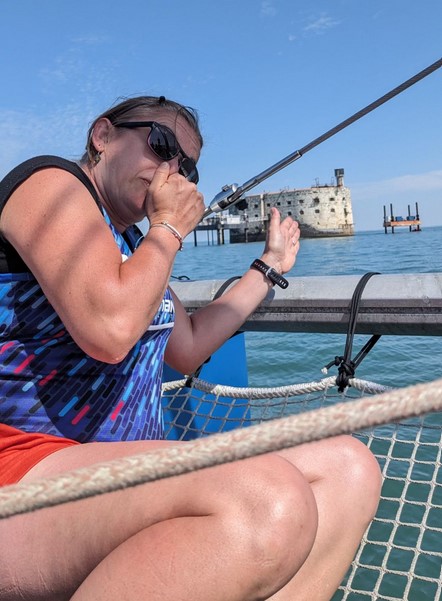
[0,423,80,486]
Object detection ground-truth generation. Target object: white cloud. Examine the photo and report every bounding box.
[38,50,115,101]
[0,110,44,175]
[0,37,125,177]
[353,170,442,198]
[304,13,340,34]
[70,34,110,45]
[0,103,96,177]
[260,0,277,17]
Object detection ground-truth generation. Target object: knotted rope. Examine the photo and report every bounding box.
[322,272,382,392]
[1,376,442,520]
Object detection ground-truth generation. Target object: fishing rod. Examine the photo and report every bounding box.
[202,57,442,219]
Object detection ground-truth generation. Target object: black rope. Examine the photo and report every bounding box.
[323,272,381,392]
[184,276,242,387]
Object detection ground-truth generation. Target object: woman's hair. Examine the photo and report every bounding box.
[81,95,203,164]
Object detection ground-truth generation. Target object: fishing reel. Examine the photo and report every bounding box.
[202,183,241,219]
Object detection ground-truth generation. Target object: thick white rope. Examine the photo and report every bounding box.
[162,376,391,398]
[0,376,441,519]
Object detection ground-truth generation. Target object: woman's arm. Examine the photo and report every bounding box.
[0,163,204,363]
[165,207,300,374]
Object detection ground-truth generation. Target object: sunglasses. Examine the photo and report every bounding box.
[114,121,199,184]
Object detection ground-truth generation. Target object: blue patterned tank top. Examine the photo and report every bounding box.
[0,156,174,442]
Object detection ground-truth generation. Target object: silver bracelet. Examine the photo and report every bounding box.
[150,221,183,251]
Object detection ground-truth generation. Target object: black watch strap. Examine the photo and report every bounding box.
[250,259,289,289]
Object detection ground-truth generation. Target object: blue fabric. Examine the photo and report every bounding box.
[0,157,174,442]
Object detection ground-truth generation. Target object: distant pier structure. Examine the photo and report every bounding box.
[383,202,421,234]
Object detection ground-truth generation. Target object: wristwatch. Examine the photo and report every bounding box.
[250,259,289,289]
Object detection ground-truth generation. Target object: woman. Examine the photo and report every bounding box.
[0,95,381,600]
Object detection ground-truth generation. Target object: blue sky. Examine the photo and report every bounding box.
[1,0,441,231]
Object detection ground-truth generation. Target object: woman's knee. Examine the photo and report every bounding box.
[341,435,381,485]
[330,435,382,518]
[220,455,318,594]
[283,435,382,526]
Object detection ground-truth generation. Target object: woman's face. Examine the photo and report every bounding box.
[91,110,201,229]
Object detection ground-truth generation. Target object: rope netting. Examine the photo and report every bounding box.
[161,375,389,440]
[162,376,442,601]
[0,375,441,600]
[339,418,441,601]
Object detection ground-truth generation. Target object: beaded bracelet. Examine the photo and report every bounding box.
[150,221,184,251]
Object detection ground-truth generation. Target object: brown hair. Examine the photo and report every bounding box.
[81,95,203,164]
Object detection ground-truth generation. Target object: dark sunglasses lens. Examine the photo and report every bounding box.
[148,125,179,160]
[179,158,199,184]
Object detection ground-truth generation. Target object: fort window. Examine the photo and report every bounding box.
[299,199,304,204]
[330,208,335,212]
[330,197,335,201]
[288,211,292,216]
[315,209,320,213]
[314,197,320,204]
[300,209,304,215]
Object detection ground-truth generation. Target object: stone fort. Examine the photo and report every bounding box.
[228,168,354,242]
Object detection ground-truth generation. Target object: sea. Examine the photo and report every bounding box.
[172,225,442,390]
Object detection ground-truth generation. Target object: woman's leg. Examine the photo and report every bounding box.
[0,440,318,601]
[268,435,382,601]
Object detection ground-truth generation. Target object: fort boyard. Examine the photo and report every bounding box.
[228,168,354,242]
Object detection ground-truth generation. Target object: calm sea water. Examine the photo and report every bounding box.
[173,226,442,389]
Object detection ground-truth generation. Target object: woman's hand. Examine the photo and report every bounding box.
[144,163,205,238]
[261,207,300,274]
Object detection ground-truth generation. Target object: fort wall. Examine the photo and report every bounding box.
[228,169,354,242]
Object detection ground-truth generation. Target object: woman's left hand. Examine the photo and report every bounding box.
[260,207,300,274]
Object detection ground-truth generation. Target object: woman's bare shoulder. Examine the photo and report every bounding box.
[1,165,104,248]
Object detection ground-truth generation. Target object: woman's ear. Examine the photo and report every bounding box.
[90,118,112,153]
